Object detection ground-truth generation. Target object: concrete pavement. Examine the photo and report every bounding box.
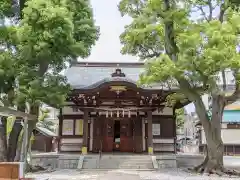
[27,169,239,180]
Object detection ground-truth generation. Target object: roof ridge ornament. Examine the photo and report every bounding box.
[111,68,126,77]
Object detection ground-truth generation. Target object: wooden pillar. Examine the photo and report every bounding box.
[82,110,89,154]
[57,108,63,152]
[173,109,177,154]
[147,110,153,154]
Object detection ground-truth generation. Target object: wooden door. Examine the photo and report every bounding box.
[120,119,133,152]
[102,118,114,152]
[133,118,143,153]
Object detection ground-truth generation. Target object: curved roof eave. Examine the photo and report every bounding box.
[71,77,179,92]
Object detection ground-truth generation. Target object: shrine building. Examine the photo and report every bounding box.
[58,62,184,154]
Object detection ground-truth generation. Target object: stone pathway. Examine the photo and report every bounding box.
[27,169,240,180]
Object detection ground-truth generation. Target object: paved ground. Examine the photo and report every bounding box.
[27,169,240,180]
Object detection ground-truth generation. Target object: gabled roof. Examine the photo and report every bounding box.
[65,61,177,91]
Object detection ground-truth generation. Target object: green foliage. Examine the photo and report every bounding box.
[1,1,98,161]
[229,0,240,8]
[0,0,13,18]
[119,0,240,100]
[0,0,98,110]
[166,93,187,106]
[119,0,164,59]
[175,108,185,129]
[65,0,100,58]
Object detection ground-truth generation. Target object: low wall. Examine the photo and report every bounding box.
[182,145,199,154]
[32,153,80,169]
[31,153,207,170]
[156,155,177,168]
[176,154,204,168]
[32,153,59,169]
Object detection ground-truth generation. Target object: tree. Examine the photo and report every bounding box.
[119,0,240,175]
[0,0,99,163]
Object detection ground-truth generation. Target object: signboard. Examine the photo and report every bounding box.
[75,119,83,135]
[62,119,74,135]
[152,124,160,135]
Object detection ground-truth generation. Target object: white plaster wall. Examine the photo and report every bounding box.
[61,138,83,144]
[60,138,83,152]
[153,138,174,143]
[153,144,174,151]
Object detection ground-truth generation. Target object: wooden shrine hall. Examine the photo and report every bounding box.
[58,62,184,154]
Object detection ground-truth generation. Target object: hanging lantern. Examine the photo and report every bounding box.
[122,109,125,117]
[128,111,131,118]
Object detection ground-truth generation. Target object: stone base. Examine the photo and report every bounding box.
[32,153,80,169]
[156,155,177,168]
[176,154,204,168]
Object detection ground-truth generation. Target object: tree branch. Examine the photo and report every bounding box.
[219,2,228,23]
[219,2,228,91]
[175,98,192,109]
[196,6,209,22]
[207,0,213,21]
[144,52,162,58]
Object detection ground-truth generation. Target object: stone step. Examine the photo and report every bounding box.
[81,169,156,171]
[97,163,153,167]
[82,155,154,169]
[118,165,153,169]
[100,156,151,159]
[98,161,151,164]
[118,162,153,165]
[91,158,150,160]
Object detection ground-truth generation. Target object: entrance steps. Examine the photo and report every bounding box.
[82,155,154,170]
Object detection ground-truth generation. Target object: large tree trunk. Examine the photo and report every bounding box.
[0,117,7,161]
[202,95,224,173]
[14,135,22,161]
[192,95,240,175]
[21,104,39,171]
[7,118,23,161]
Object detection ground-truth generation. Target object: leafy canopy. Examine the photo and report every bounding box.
[0,0,99,110]
[119,0,240,100]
